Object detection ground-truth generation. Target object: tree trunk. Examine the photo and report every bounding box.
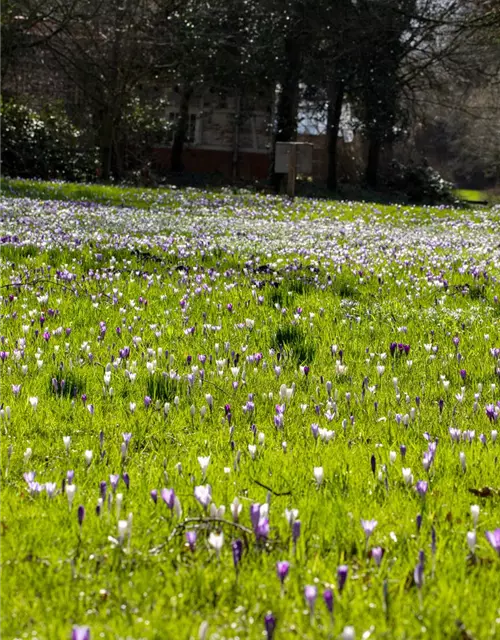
[171,86,193,173]
[99,112,114,182]
[365,136,381,189]
[326,79,345,191]
[271,36,302,191]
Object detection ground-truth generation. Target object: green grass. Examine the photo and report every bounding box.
[1,181,500,640]
[454,189,500,206]
[455,189,488,204]
[1,177,167,209]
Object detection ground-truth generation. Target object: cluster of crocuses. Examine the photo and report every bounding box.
[2,189,500,640]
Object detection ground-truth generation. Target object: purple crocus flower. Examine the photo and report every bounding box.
[232,539,243,569]
[400,444,407,460]
[109,474,120,492]
[264,613,276,640]
[122,433,132,447]
[144,396,152,408]
[415,480,428,497]
[460,369,467,381]
[150,489,158,504]
[311,423,319,439]
[485,529,500,555]
[323,588,334,614]
[371,546,384,566]
[122,472,130,490]
[276,560,290,584]
[337,565,348,593]
[250,503,261,531]
[72,626,90,640]
[486,404,496,421]
[256,518,270,541]
[161,488,175,510]
[185,530,197,551]
[361,519,378,539]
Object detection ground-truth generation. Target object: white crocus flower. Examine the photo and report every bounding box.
[402,468,413,485]
[198,456,210,479]
[230,497,242,522]
[313,466,324,487]
[66,484,76,508]
[208,531,224,557]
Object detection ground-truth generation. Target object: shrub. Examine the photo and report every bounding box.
[386,160,456,204]
[1,99,98,181]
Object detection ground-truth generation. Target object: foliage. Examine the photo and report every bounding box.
[386,160,457,204]
[1,100,98,181]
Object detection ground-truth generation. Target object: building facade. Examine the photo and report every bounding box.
[152,88,273,180]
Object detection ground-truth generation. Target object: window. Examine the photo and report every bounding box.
[166,112,197,143]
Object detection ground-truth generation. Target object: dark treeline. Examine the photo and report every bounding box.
[2,0,499,193]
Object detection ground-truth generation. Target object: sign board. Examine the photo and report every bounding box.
[274,142,313,174]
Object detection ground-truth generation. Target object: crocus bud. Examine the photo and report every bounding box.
[264,613,276,640]
[342,626,356,640]
[467,531,476,554]
[416,513,422,532]
[66,484,76,508]
[337,564,348,593]
[471,504,480,527]
[323,588,333,614]
[77,505,85,527]
[186,530,197,551]
[459,451,466,473]
[232,539,243,569]
[304,585,317,613]
[292,520,301,543]
[276,560,290,584]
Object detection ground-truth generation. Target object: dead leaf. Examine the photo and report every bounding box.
[468,487,499,498]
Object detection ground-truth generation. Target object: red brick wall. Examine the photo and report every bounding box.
[152,147,270,180]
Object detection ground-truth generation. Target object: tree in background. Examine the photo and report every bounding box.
[3,0,499,192]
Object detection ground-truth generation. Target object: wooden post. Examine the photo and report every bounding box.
[287,143,297,198]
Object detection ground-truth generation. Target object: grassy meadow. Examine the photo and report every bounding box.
[1,181,499,640]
